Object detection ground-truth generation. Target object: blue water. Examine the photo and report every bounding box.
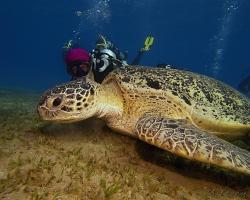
[0,0,250,91]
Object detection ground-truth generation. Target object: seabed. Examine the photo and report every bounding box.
[0,88,249,200]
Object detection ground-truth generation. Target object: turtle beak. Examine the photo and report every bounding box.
[37,105,54,121]
[37,94,64,121]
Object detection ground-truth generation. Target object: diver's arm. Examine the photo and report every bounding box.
[131,51,144,65]
[238,75,250,94]
[131,36,154,65]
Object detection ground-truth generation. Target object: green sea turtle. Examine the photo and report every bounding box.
[37,65,250,175]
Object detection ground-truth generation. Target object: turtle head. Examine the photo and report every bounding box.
[37,80,100,122]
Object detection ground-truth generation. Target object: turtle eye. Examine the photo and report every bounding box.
[52,97,62,107]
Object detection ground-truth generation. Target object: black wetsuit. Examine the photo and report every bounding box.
[93,50,145,83]
[131,51,144,65]
[92,62,115,83]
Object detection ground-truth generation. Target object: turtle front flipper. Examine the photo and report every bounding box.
[135,115,250,176]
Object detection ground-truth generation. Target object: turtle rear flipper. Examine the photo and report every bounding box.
[135,115,250,175]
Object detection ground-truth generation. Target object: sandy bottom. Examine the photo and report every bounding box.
[0,88,249,200]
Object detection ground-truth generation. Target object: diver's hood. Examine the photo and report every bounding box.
[100,49,116,59]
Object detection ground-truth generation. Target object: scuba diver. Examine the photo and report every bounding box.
[63,35,154,83]
[64,45,92,81]
[90,35,128,83]
[131,36,154,65]
[238,74,250,98]
[156,64,173,69]
[156,63,188,71]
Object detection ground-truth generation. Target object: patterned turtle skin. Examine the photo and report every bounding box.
[38,65,250,175]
